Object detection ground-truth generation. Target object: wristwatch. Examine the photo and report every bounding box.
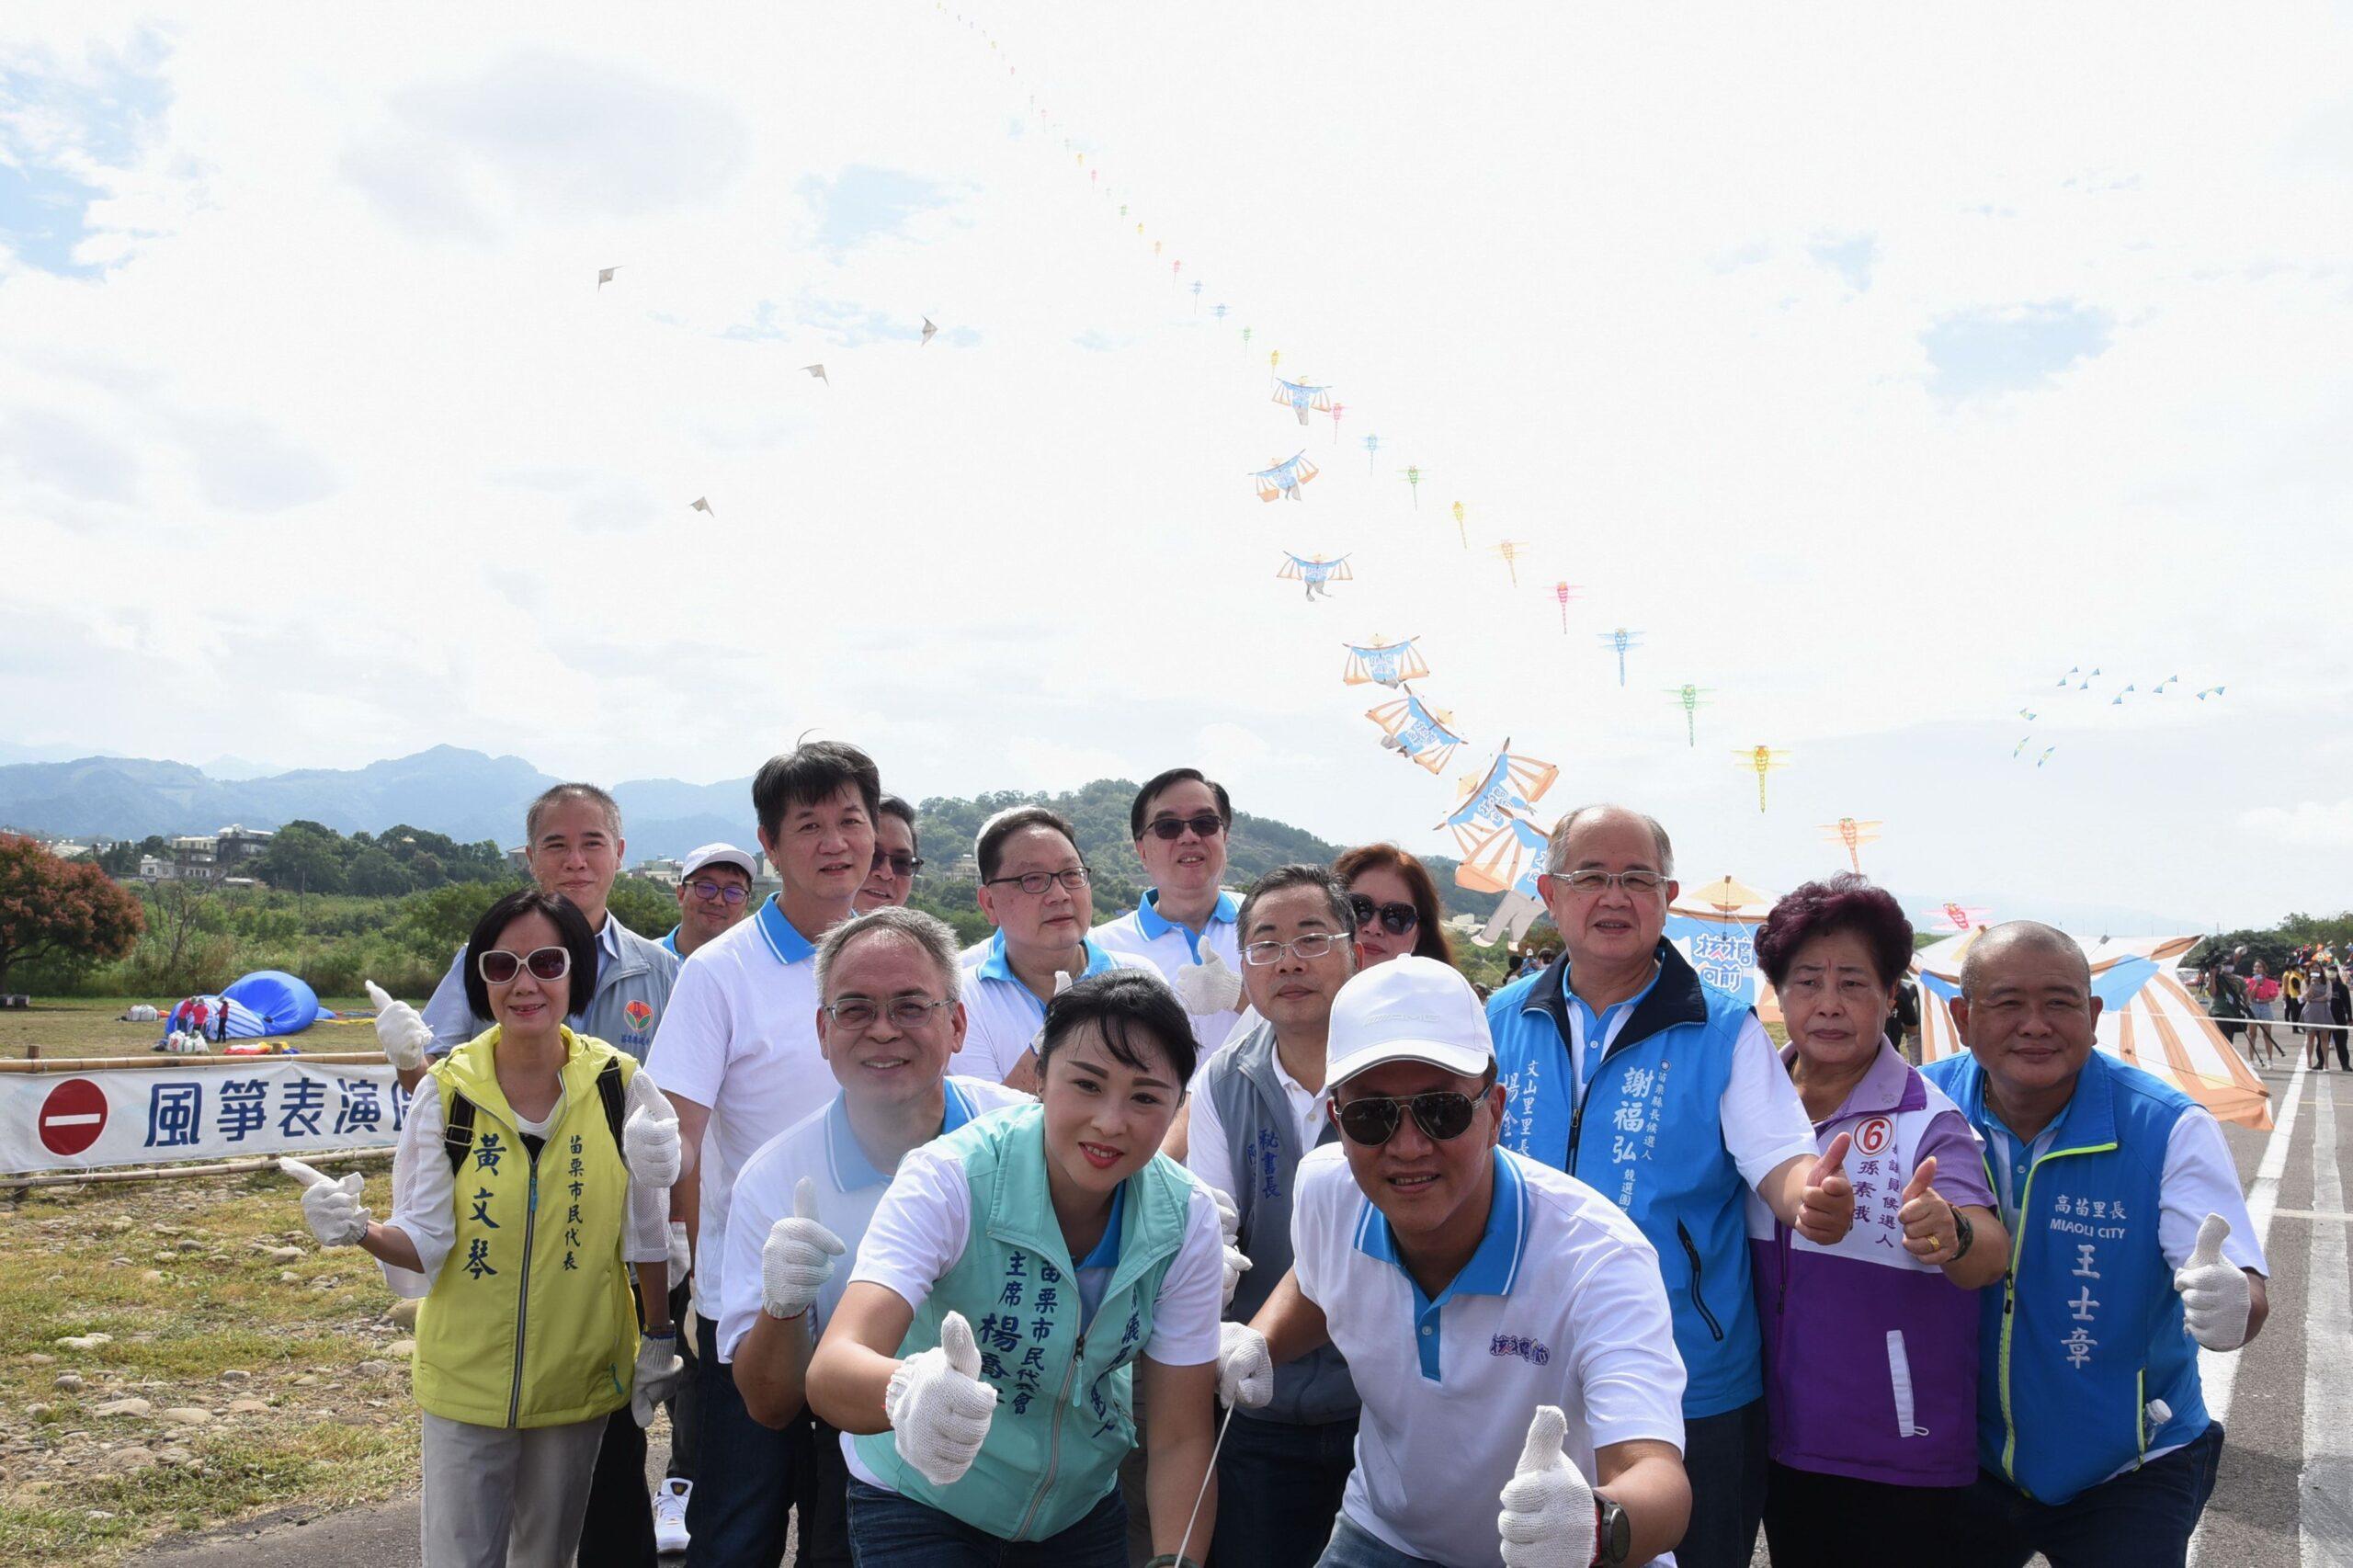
[1596,1498,1631,1565]
[1950,1209,1975,1262]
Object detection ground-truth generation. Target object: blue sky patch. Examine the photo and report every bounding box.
[798,164,954,252]
[1808,233,1877,291]
[0,41,172,278]
[1922,301,2113,399]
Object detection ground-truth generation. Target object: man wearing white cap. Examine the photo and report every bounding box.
[1219,956,1691,1567]
[665,843,758,960]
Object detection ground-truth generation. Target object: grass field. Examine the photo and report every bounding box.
[0,999,378,1063]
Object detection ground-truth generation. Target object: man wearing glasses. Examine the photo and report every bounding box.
[717,907,1030,1567]
[1219,956,1692,1567]
[664,844,759,959]
[1487,806,1852,1568]
[648,741,881,1566]
[960,805,1155,1091]
[1186,865,1364,1567]
[856,795,924,915]
[1094,767,1249,1055]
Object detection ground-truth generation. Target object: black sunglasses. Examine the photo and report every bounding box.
[870,850,925,878]
[1142,812,1226,841]
[1348,895,1419,936]
[1332,1090,1478,1147]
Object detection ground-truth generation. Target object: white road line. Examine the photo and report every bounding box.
[2302,1074,2350,1568]
[2188,1060,2308,1568]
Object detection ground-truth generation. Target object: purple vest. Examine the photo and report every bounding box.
[1748,1047,1988,1487]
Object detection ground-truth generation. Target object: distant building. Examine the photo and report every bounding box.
[506,846,531,872]
[213,824,274,865]
[636,858,685,887]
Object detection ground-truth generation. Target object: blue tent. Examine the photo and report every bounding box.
[222,970,323,1034]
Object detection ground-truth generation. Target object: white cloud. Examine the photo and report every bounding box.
[2239,801,2353,850]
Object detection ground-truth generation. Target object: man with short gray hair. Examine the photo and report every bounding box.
[1487,803,1852,1568]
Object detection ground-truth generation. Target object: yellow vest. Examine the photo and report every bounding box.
[413,1027,641,1428]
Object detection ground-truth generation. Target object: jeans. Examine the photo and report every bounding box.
[687,1312,812,1567]
[1678,1397,1766,1568]
[1212,1412,1358,1568]
[1760,1460,1976,1568]
[1944,1422,2225,1568]
[1313,1514,1437,1568]
[844,1478,1128,1568]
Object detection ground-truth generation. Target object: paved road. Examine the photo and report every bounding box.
[131,1057,2353,1568]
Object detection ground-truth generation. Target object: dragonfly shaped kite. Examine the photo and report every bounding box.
[1272,377,1336,426]
[1449,500,1469,548]
[1552,582,1584,633]
[1367,693,1463,774]
[1250,451,1320,503]
[1325,401,1346,443]
[1927,901,1994,935]
[1817,817,1883,873]
[1490,540,1532,586]
[1734,744,1792,812]
[1597,628,1645,687]
[1277,552,1352,600]
[1665,683,1713,745]
[1341,635,1431,688]
[1361,433,1382,473]
[1400,465,1425,509]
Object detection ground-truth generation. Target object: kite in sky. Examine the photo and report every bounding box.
[2017,709,2038,722]
[597,266,620,290]
[1735,745,1792,812]
[1213,303,1229,322]
[2013,735,2032,757]
[1818,816,1882,874]
[1597,627,1644,686]
[2075,665,2101,690]
[1490,540,1531,586]
[1278,551,1352,600]
[2110,683,2136,706]
[1552,582,1583,632]
[1325,401,1346,443]
[1666,682,1712,744]
[1368,693,1463,774]
[1191,279,1203,307]
[2196,685,2225,699]
[1362,433,1382,473]
[2154,674,2178,694]
[1449,500,1468,548]
[2037,745,2058,767]
[1401,465,1425,508]
[1928,901,1993,934]
[1439,742,1561,947]
[1242,327,1254,347]
[1273,377,1336,426]
[1250,451,1320,503]
[921,317,938,346]
[1342,635,1430,687]
[689,496,713,516]
[803,364,828,385]
[2057,665,2077,686]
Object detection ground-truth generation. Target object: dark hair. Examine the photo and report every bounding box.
[1129,767,1232,839]
[975,804,1079,881]
[1238,864,1357,941]
[526,783,621,844]
[1330,843,1455,966]
[1038,969,1197,1088]
[751,741,882,840]
[462,889,598,1023]
[1754,874,1914,990]
[875,793,918,856]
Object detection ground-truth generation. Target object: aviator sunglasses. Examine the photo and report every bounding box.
[1348,894,1419,936]
[478,946,572,985]
[1332,1089,1479,1147]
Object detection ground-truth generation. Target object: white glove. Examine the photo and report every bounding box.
[666,1221,691,1291]
[1173,938,1243,1014]
[631,1329,685,1427]
[2175,1212,2252,1350]
[763,1176,847,1320]
[1210,1187,1252,1309]
[885,1311,998,1486]
[623,1097,683,1189]
[1216,1321,1272,1410]
[1497,1405,1598,1568]
[365,980,433,1073]
[279,1158,369,1248]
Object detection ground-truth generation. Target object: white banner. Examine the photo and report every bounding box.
[0,1057,404,1174]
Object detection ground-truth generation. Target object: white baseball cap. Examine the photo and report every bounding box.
[1325,955,1495,1085]
[680,843,757,881]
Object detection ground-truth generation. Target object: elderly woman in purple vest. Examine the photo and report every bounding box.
[1747,876,2009,1568]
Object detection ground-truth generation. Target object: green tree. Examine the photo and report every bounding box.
[0,835,146,992]
[607,877,680,939]
[347,846,415,897]
[256,820,347,894]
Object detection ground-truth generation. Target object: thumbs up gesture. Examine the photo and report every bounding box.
[885,1311,999,1486]
[279,1157,369,1248]
[1795,1131,1857,1246]
[622,1096,682,1190]
[1496,1404,1597,1568]
[2174,1213,2252,1350]
[1174,936,1243,1015]
[1898,1154,1959,1264]
[365,980,434,1073]
[761,1176,847,1321]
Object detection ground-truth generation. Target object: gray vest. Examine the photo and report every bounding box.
[1203,1024,1358,1426]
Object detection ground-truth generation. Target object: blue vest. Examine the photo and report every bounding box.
[1923,1049,2207,1504]
[1488,942,1756,1417]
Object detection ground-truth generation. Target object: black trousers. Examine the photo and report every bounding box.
[576,1406,656,1568]
[1761,1460,1977,1568]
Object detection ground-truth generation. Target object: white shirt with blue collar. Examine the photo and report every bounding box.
[1090,888,1245,1054]
[1292,1142,1687,1568]
[421,911,628,1053]
[714,1074,1031,1363]
[956,930,1158,1084]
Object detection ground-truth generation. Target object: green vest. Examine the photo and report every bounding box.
[413,1027,641,1428]
[856,1103,1197,1540]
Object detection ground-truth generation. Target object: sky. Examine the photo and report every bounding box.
[3,1,2351,931]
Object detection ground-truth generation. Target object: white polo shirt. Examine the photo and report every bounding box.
[646,893,828,1324]
[715,1074,1032,1362]
[1292,1143,1687,1568]
[956,931,1158,1084]
[1091,889,1245,1055]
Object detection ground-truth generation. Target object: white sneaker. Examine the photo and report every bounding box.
[653,1477,691,1554]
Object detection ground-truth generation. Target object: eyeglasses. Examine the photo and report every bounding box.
[1242,933,1345,966]
[823,997,954,1031]
[1348,895,1419,936]
[1142,813,1226,842]
[1332,1090,1479,1147]
[1552,869,1667,896]
[479,946,572,985]
[686,880,749,904]
[870,851,925,879]
[984,866,1092,896]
